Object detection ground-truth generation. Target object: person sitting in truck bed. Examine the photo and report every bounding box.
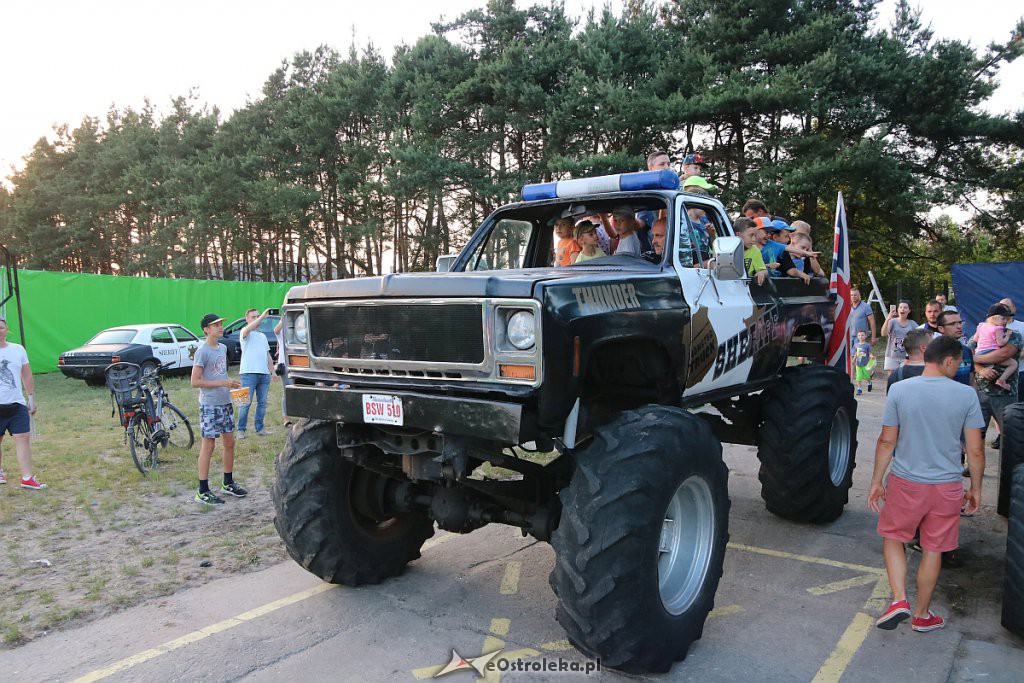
[788,232,825,281]
[736,217,768,286]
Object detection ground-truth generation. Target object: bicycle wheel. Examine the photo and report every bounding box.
[162,402,195,450]
[128,415,159,475]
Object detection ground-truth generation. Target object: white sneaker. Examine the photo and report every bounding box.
[256,429,275,436]
[236,431,247,440]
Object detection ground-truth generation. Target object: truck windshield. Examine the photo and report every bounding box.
[459,197,669,271]
[468,219,534,271]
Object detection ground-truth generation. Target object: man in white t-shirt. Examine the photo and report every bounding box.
[236,308,276,438]
[0,318,46,489]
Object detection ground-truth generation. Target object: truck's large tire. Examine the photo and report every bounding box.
[757,364,858,524]
[997,403,1024,517]
[272,419,434,585]
[1003,464,1024,637]
[549,406,729,674]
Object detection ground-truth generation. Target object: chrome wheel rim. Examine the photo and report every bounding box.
[658,475,716,615]
[828,407,852,487]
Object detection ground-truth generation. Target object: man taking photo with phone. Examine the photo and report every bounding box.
[236,308,276,439]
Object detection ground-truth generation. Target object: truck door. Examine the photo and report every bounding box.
[672,197,780,397]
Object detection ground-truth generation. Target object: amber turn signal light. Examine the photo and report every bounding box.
[499,364,535,380]
[288,354,310,368]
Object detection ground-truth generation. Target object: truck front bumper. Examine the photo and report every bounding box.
[285,385,525,444]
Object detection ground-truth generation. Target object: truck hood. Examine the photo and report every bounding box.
[300,257,662,301]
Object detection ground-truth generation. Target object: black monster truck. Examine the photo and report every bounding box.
[272,170,858,674]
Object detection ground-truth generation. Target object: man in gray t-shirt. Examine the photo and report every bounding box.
[848,288,876,343]
[191,314,245,506]
[868,335,984,633]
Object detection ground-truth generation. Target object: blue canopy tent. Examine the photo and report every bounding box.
[951,262,1024,337]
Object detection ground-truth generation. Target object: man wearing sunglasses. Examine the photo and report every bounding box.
[936,312,974,387]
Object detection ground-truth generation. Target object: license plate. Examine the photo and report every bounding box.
[362,394,404,426]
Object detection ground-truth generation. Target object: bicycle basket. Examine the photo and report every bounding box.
[105,363,146,423]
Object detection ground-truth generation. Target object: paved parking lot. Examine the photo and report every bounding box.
[6,392,1024,682]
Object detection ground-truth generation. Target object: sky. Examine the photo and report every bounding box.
[2,0,1021,184]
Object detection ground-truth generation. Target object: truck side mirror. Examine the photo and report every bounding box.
[435,255,458,273]
[712,237,745,280]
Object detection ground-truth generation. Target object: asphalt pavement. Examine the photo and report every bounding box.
[5,388,1024,682]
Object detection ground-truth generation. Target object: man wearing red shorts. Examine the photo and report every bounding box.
[868,335,985,632]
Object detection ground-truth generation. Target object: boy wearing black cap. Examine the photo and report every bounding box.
[190,314,245,505]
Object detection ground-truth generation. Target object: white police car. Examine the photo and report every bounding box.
[58,323,202,386]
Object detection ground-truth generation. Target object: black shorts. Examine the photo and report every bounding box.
[0,403,30,436]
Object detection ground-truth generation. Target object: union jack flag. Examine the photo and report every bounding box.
[826,192,852,375]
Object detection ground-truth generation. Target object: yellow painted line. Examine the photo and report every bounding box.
[535,605,741,656]
[499,562,521,595]
[479,635,505,683]
[411,662,446,679]
[708,603,744,618]
[863,575,893,614]
[807,574,880,596]
[422,532,455,552]
[70,583,335,683]
[811,575,892,682]
[811,612,875,683]
[77,531,457,683]
[489,618,511,637]
[728,542,884,575]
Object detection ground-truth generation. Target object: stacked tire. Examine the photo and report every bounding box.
[1003,463,1024,637]
[1002,404,1024,636]
[998,403,1024,517]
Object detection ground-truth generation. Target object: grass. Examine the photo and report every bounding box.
[0,370,292,648]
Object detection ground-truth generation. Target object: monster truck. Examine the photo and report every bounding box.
[272,170,858,674]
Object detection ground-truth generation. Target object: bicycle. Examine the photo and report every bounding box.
[105,361,194,475]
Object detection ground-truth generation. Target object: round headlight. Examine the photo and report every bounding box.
[292,315,308,344]
[506,311,535,350]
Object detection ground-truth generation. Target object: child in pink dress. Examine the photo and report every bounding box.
[973,304,1018,390]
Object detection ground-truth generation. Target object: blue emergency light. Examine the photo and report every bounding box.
[522,170,680,202]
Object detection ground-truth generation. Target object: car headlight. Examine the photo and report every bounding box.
[289,314,308,345]
[506,311,535,350]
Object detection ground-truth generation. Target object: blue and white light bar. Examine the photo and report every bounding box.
[522,170,680,202]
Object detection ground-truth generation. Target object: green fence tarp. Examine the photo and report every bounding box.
[0,269,300,373]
